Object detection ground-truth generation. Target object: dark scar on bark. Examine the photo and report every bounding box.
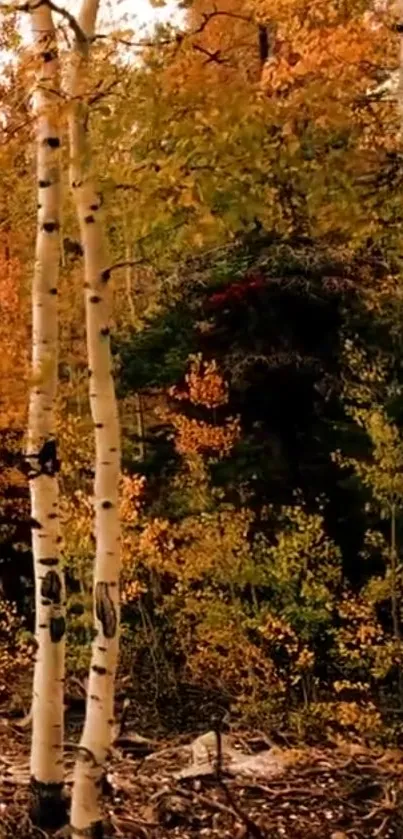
[50,616,65,642]
[44,137,60,148]
[95,582,117,639]
[41,571,61,604]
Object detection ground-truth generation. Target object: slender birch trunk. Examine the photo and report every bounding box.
[124,227,145,461]
[26,1,66,827]
[67,4,121,836]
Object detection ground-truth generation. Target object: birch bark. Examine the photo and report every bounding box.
[26,0,66,827]
[67,3,121,836]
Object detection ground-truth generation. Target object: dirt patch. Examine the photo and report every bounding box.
[0,718,403,838]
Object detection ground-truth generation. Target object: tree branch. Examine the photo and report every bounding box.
[193,44,229,64]
[11,0,87,44]
[108,258,148,274]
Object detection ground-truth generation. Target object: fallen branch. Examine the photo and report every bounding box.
[214,729,267,839]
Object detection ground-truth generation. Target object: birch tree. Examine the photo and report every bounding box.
[66,3,121,835]
[26,0,66,827]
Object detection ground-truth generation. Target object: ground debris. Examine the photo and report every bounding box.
[1,721,403,838]
[175,730,303,780]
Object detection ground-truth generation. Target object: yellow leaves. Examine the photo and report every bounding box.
[119,472,146,568]
[193,232,204,248]
[29,354,55,388]
[335,340,403,511]
[164,354,241,459]
[0,246,28,430]
[259,503,341,587]
[189,617,280,703]
[198,211,216,227]
[121,579,147,605]
[259,613,299,655]
[119,472,146,525]
[334,592,398,684]
[138,517,171,569]
[138,507,254,583]
[332,700,382,735]
[180,189,198,208]
[58,410,93,483]
[338,593,376,624]
[171,414,241,458]
[0,597,33,701]
[296,648,315,671]
[334,680,368,695]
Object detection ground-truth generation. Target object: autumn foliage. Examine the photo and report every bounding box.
[1,0,403,747]
[0,243,29,431]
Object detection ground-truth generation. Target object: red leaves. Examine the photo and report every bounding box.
[208,271,266,309]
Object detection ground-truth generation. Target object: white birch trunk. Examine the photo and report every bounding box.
[26,1,66,827]
[67,3,121,836]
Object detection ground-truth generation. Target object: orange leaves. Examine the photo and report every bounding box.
[171,413,241,457]
[171,354,228,409]
[138,517,172,570]
[120,473,147,569]
[165,354,241,459]
[262,14,390,114]
[0,242,29,430]
[0,241,29,544]
[119,472,146,525]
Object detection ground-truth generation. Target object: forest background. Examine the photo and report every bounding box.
[1,0,403,745]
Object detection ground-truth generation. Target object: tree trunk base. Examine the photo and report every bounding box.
[29,777,67,829]
[71,820,104,839]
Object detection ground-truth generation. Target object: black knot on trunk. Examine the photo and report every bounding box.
[41,570,62,604]
[50,616,66,643]
[42,50,57,63]
[44,137,60,149]
[95,582,117,639]
[37,439,60,475]
[42,221,60,234]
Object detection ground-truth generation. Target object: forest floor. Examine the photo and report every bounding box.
[0,710,403,839]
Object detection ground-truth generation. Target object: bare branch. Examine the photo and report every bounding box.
[10,0,87,44]
[192,8,253,36]
[193,44,229,64]
[91,9,254,53]
[108,259,148,273]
